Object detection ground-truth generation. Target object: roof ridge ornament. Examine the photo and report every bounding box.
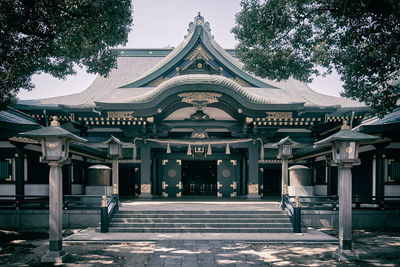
[186,12,211,37]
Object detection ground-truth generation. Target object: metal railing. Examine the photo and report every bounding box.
[281,194,400,233]
[282,194,301,233]
[0,195,49,209]
[100,194,119,233]
[288,195,400,211]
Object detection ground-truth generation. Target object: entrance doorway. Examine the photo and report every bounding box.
[262,166,281,196]
[182,160,217,196]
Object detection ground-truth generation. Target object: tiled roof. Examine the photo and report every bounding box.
[0,108,38,126]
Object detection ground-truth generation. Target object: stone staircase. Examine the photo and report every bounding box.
[106,209,294,233]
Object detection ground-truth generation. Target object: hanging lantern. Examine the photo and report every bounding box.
[166,143,171,154]
[207,144,212,155]
[225,143,230,154]
[187,144,192,156]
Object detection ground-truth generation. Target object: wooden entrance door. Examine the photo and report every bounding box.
[217,159,238,197]
[161,159,182,197]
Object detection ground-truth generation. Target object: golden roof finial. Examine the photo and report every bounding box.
[341,120,350,130]
[50,116,60,127]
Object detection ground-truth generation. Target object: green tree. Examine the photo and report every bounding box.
[0,0,133,110]
[232,0,400,117]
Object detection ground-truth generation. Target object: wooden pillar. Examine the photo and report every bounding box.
[241,158,247,196]
[247,142,260,198]
[139,144,152,198]
[14,145,25,199]
[152,157,158,195]
[375,147,386,199]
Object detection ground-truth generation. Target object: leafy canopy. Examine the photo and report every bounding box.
[232,0,400,117]
[0,0,133,109]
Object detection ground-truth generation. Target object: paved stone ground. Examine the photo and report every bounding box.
[147,240,267,267]
[1,229,400,266]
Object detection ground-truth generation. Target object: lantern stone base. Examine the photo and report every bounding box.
[41,250,70,263]
[332,249,359,261]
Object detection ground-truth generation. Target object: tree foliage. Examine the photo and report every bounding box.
[232,0,400,117]
[0,0,133,109]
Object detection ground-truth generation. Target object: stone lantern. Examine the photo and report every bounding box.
[104,135,123,196]
[274,136,297,202]
[20,116,86,263]
[315,122,379,261]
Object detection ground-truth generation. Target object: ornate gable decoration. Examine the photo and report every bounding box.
[178,92,221,110]
[185,44,213,61]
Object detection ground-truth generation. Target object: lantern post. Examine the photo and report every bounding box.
[315,122,378,261]
[274,137,297,203]
[104,136,123,198]
[20,116,86,263]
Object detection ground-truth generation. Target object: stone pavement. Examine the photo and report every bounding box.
[147,240,267,267]
[64,227,337,243]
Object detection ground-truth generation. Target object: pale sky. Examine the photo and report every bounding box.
[18,0,343,100]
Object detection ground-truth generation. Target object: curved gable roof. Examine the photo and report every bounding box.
[120,14,273,89]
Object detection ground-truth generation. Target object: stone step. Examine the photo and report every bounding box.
[111,218,291,223]
[106,227,294,233]
[113,214,288,219]
[117,210,284,215]
[108,222,293,228]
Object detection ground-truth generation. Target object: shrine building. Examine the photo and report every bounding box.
[2,13,399,203]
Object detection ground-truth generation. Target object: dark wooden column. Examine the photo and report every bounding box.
[241,158,247,196]
[375,145,386,200]
[139,144,152,198]
[247,142,260,198]
[152,157,158,195]
[14,144,25,198]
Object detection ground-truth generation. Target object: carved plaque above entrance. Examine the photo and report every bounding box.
[178,92,222,110]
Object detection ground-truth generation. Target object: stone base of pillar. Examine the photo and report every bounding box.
[246,193,261,199]
[41,250,70,263]
[139,193,153,199]
[332,249,359,261]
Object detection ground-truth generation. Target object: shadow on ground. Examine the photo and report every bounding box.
[250,229,400,266]
[0,229,400,266]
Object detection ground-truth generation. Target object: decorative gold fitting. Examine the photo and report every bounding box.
[341,120,350,130]
[50,116,60,127]
[112,184,118,195]
[101,195,108,207]
[294,196,301,208]
[282,184,288,195]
